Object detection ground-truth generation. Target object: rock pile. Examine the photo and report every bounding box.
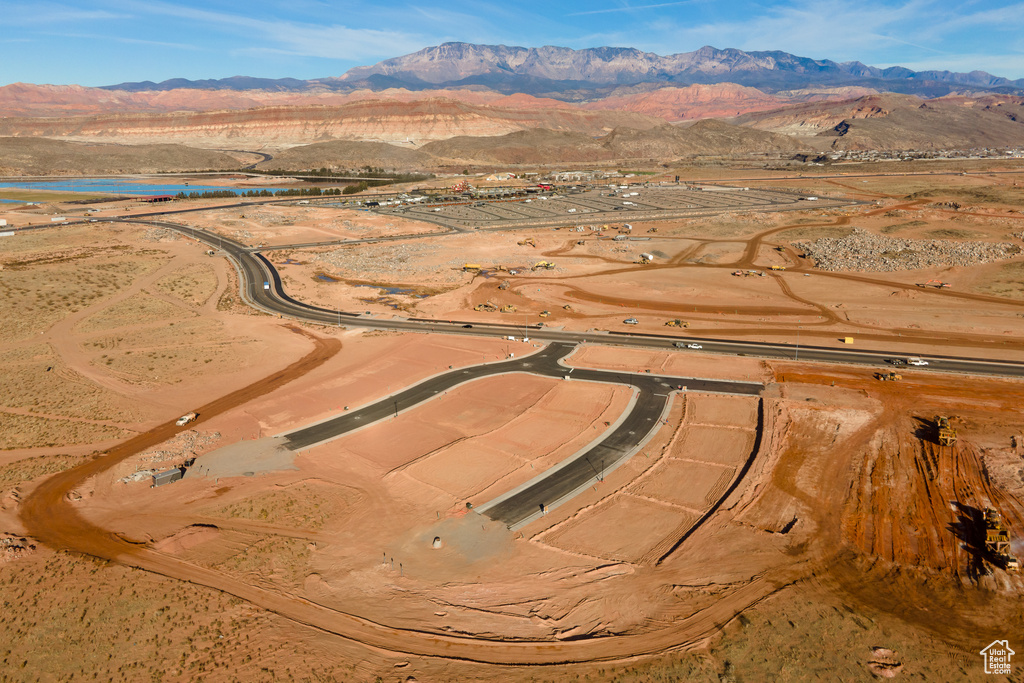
[0,535,36,565]
[795,228,1020,272]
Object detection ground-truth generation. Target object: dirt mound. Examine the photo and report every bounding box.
[152,525,220,554]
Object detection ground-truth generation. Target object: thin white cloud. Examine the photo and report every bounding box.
[43,31,202,52]
[115,0,424,61]
[639,0,937,62]
[569,1,697,16]
[0,1,123,25]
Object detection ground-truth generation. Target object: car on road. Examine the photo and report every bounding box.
[907,357,929,366]
[686,343,702,349]
[623,318,638,325]
[462,324,473,328]
[887,358,905,365]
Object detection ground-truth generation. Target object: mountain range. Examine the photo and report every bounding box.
[2,42,1023,173]
[104,43,1024,99]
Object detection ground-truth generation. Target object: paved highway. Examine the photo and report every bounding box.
[275,341,760,528]
[102,218,1024,380]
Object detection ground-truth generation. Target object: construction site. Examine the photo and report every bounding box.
[1,163,1024,681]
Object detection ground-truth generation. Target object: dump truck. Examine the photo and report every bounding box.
[770,265,786,271]
[474,302,497,312]
[175,412,198,426]
[463,263,482,272]
[875,371,902,381]
[498,281,510,290]
[532,261,555,270]
[500,304,517,313]
[665,319,689,328]
[935,416,957,446]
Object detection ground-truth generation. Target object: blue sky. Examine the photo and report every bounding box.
[1,0,1022,86]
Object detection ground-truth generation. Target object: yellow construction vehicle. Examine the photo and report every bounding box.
[770,265,786,271]
[563,304,573,311]
[517,238,536,247]
[539,310,550,317]
[498,281,510,290]
[935,415,957,446]
[533,261,555,270]
[664,319,689,328]
[985,508,1020,572]
[500,304,517,313]
[463,263,482,272]
[474,302,497,312]
[875,371,902,381]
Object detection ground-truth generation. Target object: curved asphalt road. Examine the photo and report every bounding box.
[277,341,760,528]
[99,218,1024,380]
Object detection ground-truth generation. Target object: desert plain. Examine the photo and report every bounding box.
[1,160,1024,683]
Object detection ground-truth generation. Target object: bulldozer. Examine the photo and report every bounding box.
[500,304,517,313]
[563,304,573,311]
[875,371,902,381]
[474,302,497,312]
[985,508,1020,572]
[935,415,957,446]
[664,319,690,328]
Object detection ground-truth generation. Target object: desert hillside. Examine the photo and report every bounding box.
[0,137,241,175]
[0,99,664,148]
[736,93,1024,149]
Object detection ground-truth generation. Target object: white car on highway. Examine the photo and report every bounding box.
[686,343,702,349]
[623,318,638,325]
[907,357,929,366]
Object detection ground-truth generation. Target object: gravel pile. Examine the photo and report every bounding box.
[141,227,181,242]
[796,228,1020,272]
[138,430,221,465]
[315,243,462,283]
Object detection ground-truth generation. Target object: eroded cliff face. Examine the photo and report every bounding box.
[0,83,578,118]
[0,99,664,148]
[583,83,792,121]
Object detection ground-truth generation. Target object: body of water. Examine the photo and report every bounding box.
[0,178,294,196]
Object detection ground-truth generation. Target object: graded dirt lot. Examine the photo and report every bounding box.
[3,165,1024,681]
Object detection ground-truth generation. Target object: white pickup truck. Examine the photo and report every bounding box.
[906,357,929,366]
[176,412,198,426]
